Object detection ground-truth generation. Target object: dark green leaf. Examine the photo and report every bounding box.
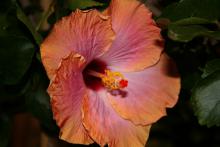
[48,0,70,25]
[67,0,104,10]
[0,12,22,36]
[160,0,220,21]
[202,59,220,78]
[0,6,35,85]
[159,2,178,20]
[15,2,43,45]
[168,25,220,42]
[25,63,58,133]
[0,36,35,85]
[0,78,29,103]
[160,3,220,42]
[0,115,11,147]
[191,70,220,127]
[171,17,215,26]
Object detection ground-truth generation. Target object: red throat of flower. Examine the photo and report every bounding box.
[87,69,128,91]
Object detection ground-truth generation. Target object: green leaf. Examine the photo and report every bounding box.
[25,63,58,133]
[168,24,220,42]
[0,77,29,103]
[0,36,35,85]
[160,0,220,21]
[191,70,220,127]
[171,17,215,26]
[159,2,178,20]
[0,6,35,85]
[202,59,220,78]
[0,115,11,147]
[67,0,104,10]
[15,2,43,45]
[160,3,220,42]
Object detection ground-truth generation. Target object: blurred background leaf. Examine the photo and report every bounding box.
[160,0,220,21]
[168,24,220,42]
[67,0,104,10]
[0,36,35,85]
[48,0,109,25]
[15,1,43,45]
[0,1,36,85]
[158,0,220,42]
[25,61,59,134]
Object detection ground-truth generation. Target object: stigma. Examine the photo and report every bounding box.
[87,69,128,90]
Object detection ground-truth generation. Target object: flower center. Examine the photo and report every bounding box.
[87,70,128,90]
[83,60,128,91]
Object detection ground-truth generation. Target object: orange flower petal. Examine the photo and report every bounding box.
[100,0,163,72]
[41,9,115,79]
[48,53,93,144]
[82,89,151,147]
[107,54,181,125]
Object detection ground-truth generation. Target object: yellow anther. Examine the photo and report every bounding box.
[87,69,128,90]
[101,70,128,90]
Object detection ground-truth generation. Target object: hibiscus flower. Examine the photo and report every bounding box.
[40,0,181,147]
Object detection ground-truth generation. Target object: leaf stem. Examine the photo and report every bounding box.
[35,0,55,31]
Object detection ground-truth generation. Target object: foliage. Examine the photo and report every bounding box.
[192,70,220,127]
[158,0,220,128]
[0,0,220,147]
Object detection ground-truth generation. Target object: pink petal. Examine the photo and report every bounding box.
[82,89,151,147]
[107,54,181,125]
[48,53,93,144]
[41,9,115,79]
[100,0,163,72]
